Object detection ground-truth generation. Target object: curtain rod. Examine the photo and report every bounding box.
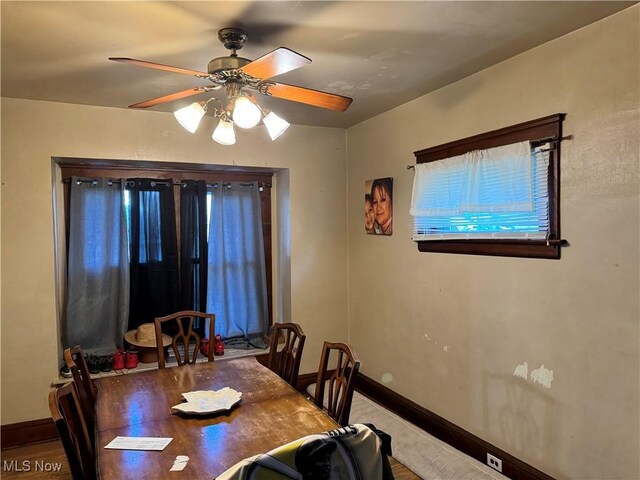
[406,135,572,170]
[63,178,272,189]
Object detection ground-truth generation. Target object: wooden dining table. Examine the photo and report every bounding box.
[95,357,340,479]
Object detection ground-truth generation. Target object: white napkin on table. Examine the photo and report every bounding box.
[171,387,242,415]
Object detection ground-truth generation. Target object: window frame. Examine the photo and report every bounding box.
[412,113,565,259]
[59,159,274,326]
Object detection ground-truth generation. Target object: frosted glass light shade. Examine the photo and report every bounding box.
[212,118,236,145]
[232,96,262,129]
[263,111,290,140]
[174,102,206,133]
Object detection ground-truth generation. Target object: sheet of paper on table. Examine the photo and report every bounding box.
[104,436,173,451]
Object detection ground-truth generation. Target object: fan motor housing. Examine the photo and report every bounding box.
[218,28,248,51]
[208,56,251,74]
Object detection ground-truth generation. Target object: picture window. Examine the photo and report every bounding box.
[410,114,565,259]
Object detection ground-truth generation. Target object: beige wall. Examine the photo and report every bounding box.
[346,7,639,480]
[0,99,349,423]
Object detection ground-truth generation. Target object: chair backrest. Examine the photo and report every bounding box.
[49,383,95,480]
[314,341,361,426]
[268,323,306,388]
[154,310,215,369]
[64,345,96,439]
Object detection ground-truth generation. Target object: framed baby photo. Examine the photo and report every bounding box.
[365,177,393,235]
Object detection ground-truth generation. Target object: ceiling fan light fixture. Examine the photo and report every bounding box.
[113,28,352,145]
[263,111,290,141]
[212,117,236,145]
[232,96,262,129]
[174,102,206,133]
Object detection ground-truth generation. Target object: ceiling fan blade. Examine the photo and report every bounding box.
[262,82,353,112]
[109,57,210,78]
[128,87,205,109]
[240,48,311,80]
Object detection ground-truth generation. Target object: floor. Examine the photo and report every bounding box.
[1,441,71,479]
[349,391,508,480]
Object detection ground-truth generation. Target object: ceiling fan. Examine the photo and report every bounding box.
[109,28,353,144]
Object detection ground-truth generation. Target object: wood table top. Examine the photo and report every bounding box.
[95,357,338,479]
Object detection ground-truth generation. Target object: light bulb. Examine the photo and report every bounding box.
[212,118,236,145]
[174,102,206,133]
[232,96,262,129]
[263,111,290,140]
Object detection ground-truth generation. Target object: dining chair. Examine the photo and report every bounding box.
[154,310,215,369]
[267,322,306,388]
[64,345,97,439]
[314,341,361,426]
[49,383,96,480]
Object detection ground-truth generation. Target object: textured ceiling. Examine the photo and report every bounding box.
[1,1,634,128]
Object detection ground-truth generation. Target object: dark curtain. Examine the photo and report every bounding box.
[127,178,179,330]
[180,180,209,334]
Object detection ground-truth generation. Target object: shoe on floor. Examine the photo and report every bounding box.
[87,354,101,374]
[99,355,113,372]
[60,363,72,378]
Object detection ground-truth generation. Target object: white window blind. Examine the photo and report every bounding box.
[410,141,550,241]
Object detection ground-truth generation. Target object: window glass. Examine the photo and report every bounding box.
[136,190,163,263]
[412,144,549,240]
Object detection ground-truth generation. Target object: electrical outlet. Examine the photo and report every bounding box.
[487,453,502,472]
